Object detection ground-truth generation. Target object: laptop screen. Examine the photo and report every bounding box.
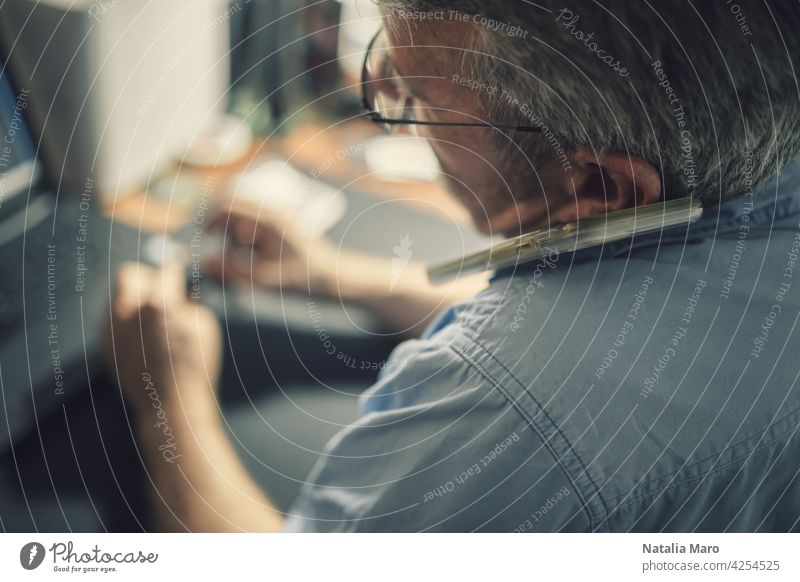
[0,63,42,215]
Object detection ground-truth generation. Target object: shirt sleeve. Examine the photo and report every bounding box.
[282,337,591,532]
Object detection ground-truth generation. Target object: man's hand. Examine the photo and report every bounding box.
[106,262,222,420]
[204,201,339,296]
[204,201,487,337]
[105,262,282,532]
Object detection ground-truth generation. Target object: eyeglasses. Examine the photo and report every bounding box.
[360,28,544,134]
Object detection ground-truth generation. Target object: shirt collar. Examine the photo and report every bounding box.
[491,157,800,283]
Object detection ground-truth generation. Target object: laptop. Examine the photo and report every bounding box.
[0,61,143,454]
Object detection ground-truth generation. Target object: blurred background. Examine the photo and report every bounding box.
[0,0,491,531]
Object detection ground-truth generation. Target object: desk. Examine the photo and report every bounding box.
[104,120,472,233]
[98,116,490,400]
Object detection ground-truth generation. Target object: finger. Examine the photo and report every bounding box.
[113,262,154,319]
[156,263,186,306]
[217,246,259,282]
[202,255,246,284]
[229,215,263,247]
[207,197,261,231]
[206,207,237,232]
[202,252,281,290]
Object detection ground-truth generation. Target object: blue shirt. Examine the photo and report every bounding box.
[285,162,800,532]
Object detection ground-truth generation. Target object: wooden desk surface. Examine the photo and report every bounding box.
[104,120,470,233]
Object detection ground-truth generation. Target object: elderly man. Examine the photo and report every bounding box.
[108,1,800,532]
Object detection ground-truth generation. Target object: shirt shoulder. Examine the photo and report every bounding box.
[454,232,800,532]
[285,331,591,532]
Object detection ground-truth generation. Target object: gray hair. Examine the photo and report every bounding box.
[380,0,800,205]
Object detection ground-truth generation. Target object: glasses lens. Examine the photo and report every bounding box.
[364,31,414,128]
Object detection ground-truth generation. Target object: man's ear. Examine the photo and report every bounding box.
[546,149,663,225]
